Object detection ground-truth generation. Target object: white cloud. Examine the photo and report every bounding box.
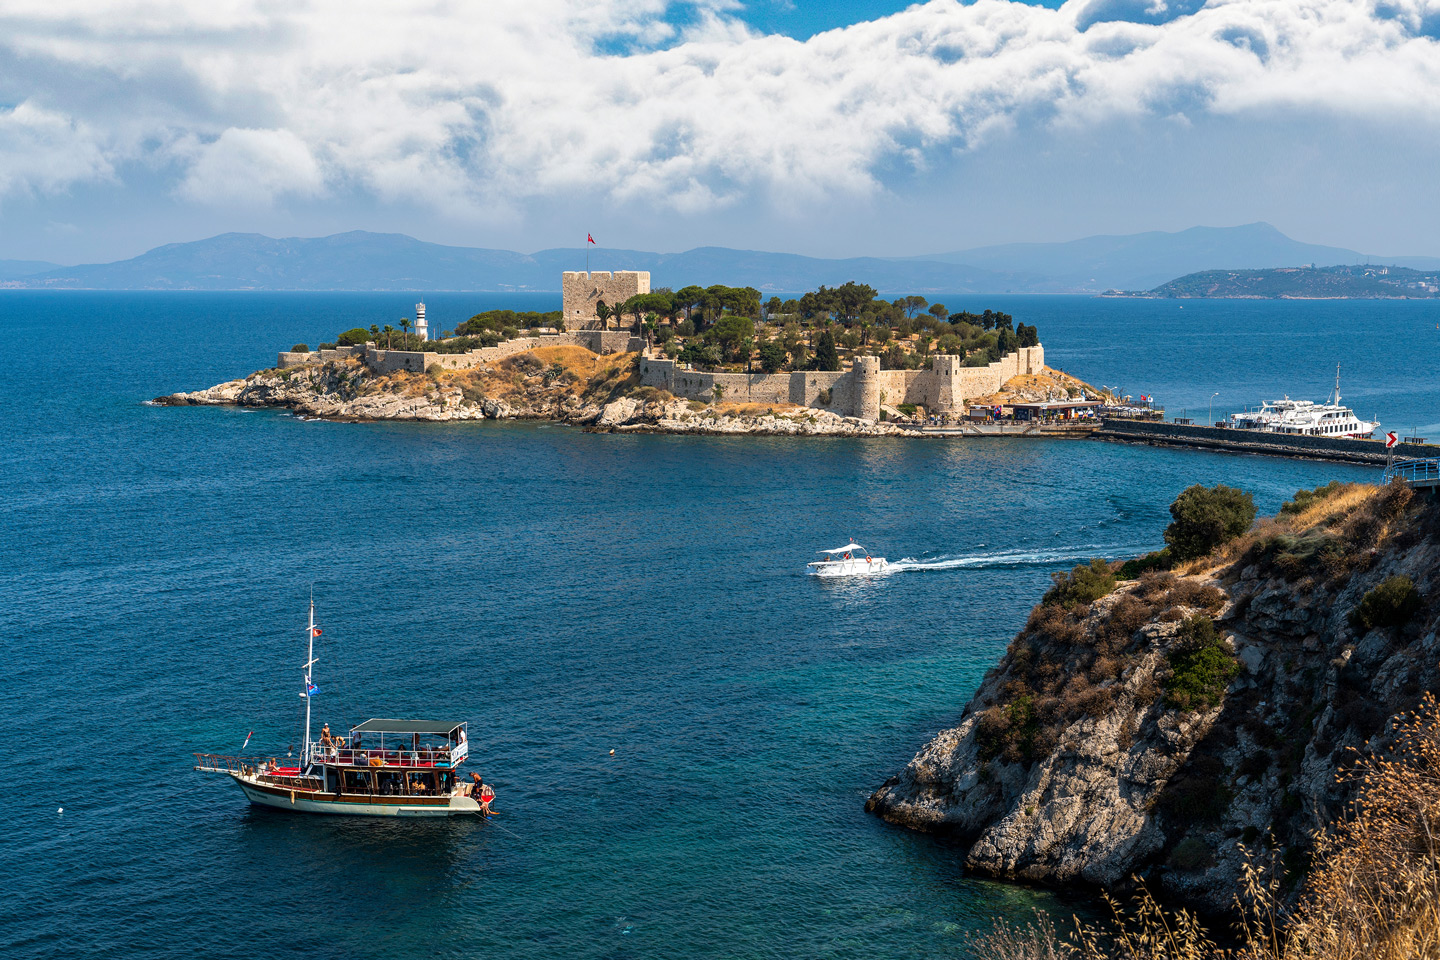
[0,0,1437,217]
[177,127,323,206]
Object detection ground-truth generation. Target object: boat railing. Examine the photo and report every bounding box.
[315,745,465,768]
[194,753,261,775]
[1383,458,1440,486]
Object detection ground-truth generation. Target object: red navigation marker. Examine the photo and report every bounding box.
[1386,431,1398,448]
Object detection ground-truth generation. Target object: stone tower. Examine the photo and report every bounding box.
[561,271,650,329]
[853,356,881,421]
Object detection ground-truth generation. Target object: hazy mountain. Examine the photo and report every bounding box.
[9,231,1017,294]
[914,222,1439,292]
[9,225,1436,294]
[0,259,62,281]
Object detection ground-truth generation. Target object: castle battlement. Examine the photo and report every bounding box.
[562,270,650,329]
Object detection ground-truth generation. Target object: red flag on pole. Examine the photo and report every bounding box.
[587,234,596,245]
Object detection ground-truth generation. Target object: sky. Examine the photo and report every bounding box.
[1,0,1438,265]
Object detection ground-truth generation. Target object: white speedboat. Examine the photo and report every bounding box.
[807,542,889,577]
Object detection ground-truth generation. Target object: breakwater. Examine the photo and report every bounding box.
[1095,417,1439,464]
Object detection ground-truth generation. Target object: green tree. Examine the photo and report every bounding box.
[1163,615,1239,712]
[400,318,412,339]
[595,299,612,325]
[757,338,786,373]
[369,324,380,340]
[928,303,949,321]
[812,330,841,371]
[1164,484,1257,562]
[707,315,755,361]
[337,328,371,346]
[1017,323,1039,347]
[904,295,928,318]
[383,324,394,348]
[766,296,783,318]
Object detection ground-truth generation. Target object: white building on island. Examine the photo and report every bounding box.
[415,302,428,341]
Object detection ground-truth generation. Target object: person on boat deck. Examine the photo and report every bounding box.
[469,772,484,797]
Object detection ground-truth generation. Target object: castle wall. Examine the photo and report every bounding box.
[638,345,1044,421]
[561,271,650,327]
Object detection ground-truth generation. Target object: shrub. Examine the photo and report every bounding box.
[1117,549,1172,580]
[291,343,309,353]
[1163,615,1239,712]
[977,694,1040,764]
[897,402,917,417]
[1043,558,1117,608]
[1349,575,1421,632]
[816,387,832,406]
[1169,837,1214,871]
[336,328,372,346]
[1163,579,1227,614]
[426,363,444,378]
[317,342,336,350]
[1163,484,1257,562]
[1158,753,1233,823]
[1280,480,1347,516]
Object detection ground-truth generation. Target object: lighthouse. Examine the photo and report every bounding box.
[414,302,428,342]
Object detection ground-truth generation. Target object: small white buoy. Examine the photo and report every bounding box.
[58,807,63,814]
[609,749,615,756]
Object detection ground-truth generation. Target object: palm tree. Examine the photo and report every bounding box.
[400,318,412,347]
[383,324,394,349]
[369,324,380,343]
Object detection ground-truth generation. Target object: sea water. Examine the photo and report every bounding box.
[0,292,1432,959]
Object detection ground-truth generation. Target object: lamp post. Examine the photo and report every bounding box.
[1209,392,1220,426]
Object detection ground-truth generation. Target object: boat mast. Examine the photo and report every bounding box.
[1333,363,1342,406]
[303,594,316,768]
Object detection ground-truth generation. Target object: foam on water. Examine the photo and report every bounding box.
[887,545,1151,573]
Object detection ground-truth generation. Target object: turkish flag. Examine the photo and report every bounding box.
[587,234,596,245]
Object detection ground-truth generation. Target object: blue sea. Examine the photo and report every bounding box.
[1,292,1434,959]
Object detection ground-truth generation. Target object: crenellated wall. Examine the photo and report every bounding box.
[639,344,1045,422]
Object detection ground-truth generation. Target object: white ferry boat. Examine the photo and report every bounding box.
[195,601,493,817]
[1228,366,1378,439]
[807,541,889,577]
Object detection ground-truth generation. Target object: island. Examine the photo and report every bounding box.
[1105,263,1440,299]
[157,274,1103,436]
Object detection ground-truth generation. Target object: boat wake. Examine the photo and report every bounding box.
[886,545,1149,574]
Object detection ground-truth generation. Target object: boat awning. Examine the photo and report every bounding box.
[819,544,865,554]
[350,719,464,735]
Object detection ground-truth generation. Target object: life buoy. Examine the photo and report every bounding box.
[289,790,296,804]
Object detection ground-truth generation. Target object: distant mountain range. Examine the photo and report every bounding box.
[4,223,1436,294]
[1126,264,1440,299]
[0,259,61,282]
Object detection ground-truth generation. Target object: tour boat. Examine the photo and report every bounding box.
[194,601,493,817]
[807,541,889,577]
[1227,365,1378,439]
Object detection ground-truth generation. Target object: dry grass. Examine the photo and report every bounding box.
[714,401,804,417]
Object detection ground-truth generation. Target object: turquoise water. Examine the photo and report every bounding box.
[0,293,1420,959]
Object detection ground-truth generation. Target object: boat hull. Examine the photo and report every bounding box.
[235,776,481,817]
[807,557,889,578]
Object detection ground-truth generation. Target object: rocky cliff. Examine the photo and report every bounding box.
[155,345,904,437]
[867,481,1440,913]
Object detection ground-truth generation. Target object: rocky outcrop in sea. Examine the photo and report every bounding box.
[155,355,905,437]
[867,481,1440,913]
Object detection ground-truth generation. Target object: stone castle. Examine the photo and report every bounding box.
[277,268,1044,422]
[561,271,650,328]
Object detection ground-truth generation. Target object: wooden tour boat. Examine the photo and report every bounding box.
[195,600,494,817]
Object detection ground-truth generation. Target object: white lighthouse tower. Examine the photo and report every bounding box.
[414,302,428,342]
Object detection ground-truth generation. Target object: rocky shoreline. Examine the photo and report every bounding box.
[866,480,1440,914]
[154,355,907,437]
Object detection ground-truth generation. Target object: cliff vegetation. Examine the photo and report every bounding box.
[867,477,1440,940]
